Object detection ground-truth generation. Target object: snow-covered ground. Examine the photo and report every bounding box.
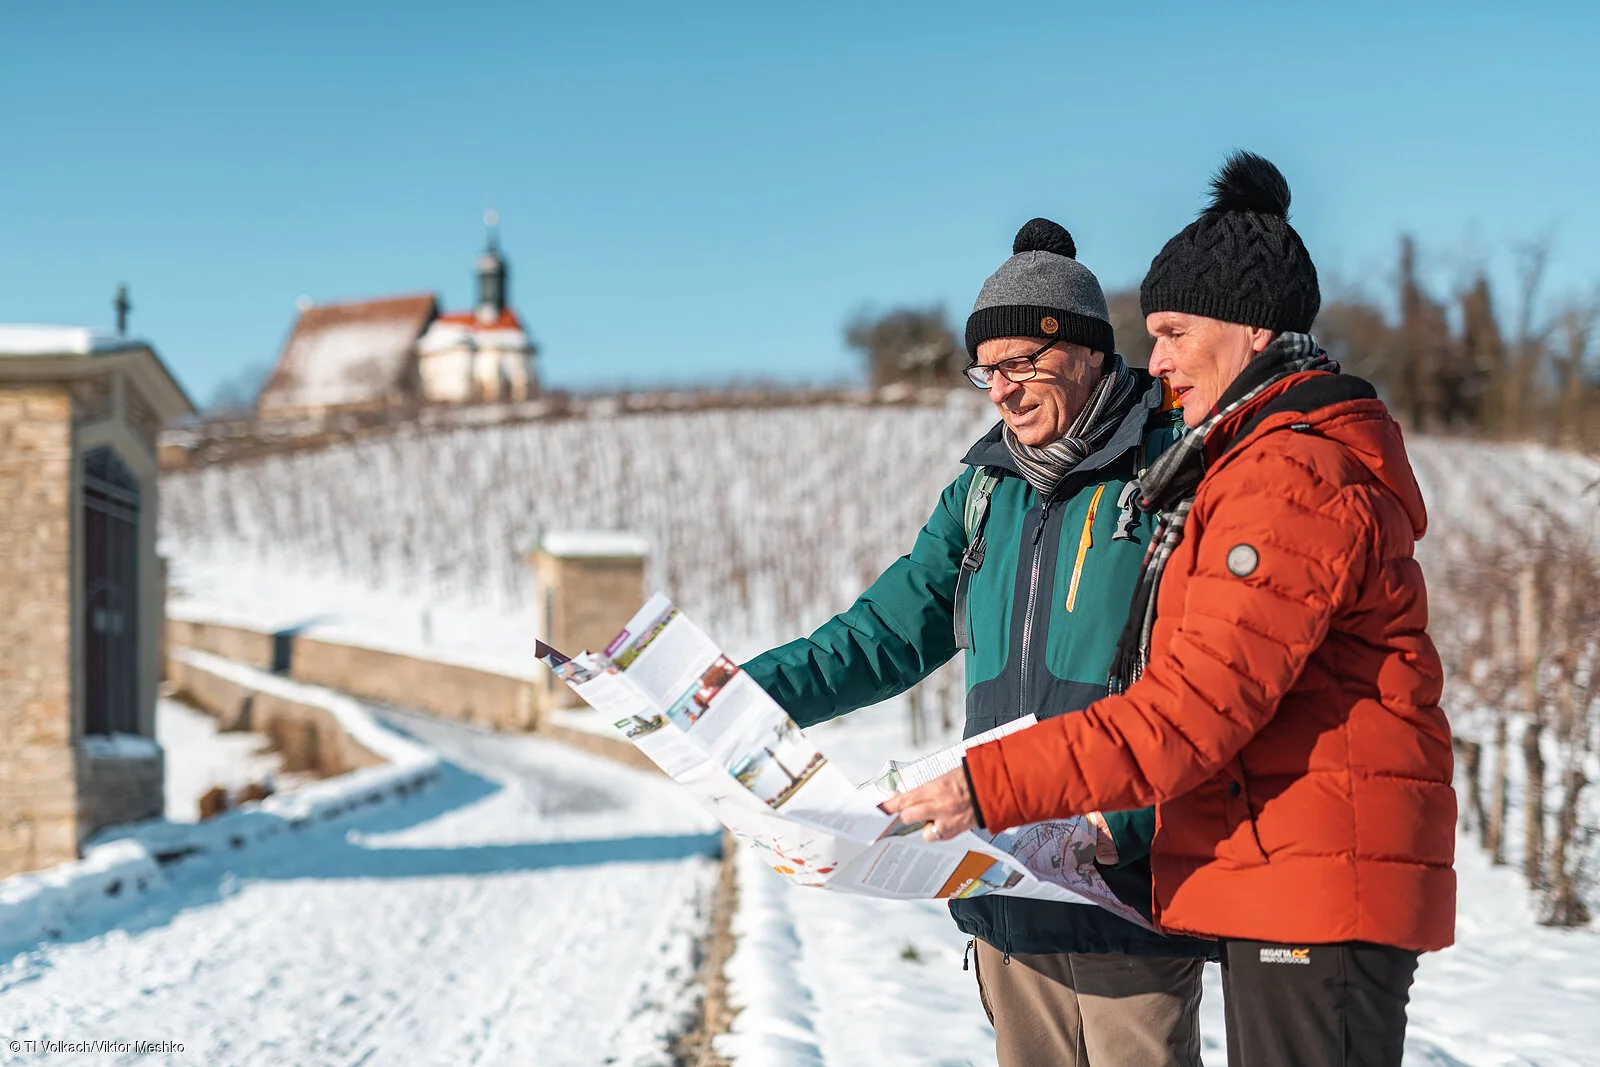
[13,684,1597,1065]
[1,693,720,1066]
[1407,841,1600,1067]
[730,702,1600,1067]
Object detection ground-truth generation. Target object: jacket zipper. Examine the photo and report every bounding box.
[1065,484,1106,613]
[1018,498,1054,718]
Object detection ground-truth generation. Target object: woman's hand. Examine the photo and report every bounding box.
[880,768,980,843]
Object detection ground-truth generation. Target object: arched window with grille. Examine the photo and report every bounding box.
[82,445,140,736]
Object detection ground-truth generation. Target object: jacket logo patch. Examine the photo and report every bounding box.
[1226,544,1259,577]
[1259,947,1312,965]
[1040,315,1059,334]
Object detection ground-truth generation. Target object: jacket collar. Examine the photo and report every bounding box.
[962,370,1166,479]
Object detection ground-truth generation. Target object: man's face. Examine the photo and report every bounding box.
[1145,312,1275,428]
[974,337,1105,447]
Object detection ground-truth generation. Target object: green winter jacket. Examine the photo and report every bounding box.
[744,373,1216,959]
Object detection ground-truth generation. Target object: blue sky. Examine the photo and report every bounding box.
[2,1,1596,405]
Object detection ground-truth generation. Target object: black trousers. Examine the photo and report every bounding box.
[1219,939,1420,1067]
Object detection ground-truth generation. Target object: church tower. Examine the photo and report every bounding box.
[415,212,539,404]
[475,210,508,325]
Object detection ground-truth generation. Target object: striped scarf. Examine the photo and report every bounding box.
[1107,333,1337,694]
[1003,355,1139,499]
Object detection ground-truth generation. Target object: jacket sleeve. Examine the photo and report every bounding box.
[1101,808,1156,869]
[966,453,1372,828]
[741,469,972,727]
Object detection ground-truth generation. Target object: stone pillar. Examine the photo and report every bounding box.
[530,532,648,713]
[0,385,80,876]
[0,334,192,876]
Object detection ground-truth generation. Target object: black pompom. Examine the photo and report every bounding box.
[1012,218,1077,259]
[1205,151,1291,218]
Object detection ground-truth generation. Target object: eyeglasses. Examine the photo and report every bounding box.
[964,337,1059,389]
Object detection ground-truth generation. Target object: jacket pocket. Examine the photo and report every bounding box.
[1222,759,1269,866]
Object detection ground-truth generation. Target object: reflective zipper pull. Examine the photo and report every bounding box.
[1032,501,1052,545]
[963,938,974,971]
[1065,484,1107,613]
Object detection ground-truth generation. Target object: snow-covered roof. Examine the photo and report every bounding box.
[539,531,649,559]
[0,323,195,418]
[0,324,147,357]
[258,294,437,414]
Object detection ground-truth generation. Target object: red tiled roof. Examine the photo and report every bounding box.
[435,307,524,330]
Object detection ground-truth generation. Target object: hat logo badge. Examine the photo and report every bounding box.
[1040,316,1059,334]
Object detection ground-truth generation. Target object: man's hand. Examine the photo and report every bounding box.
[881,768,979,842]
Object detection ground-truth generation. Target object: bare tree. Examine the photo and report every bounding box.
[1460,273,1507,433]
[1541,520,1600,925]
[1504,241,1554,436]
[1107,289,1154,369]
[845,305,965,389]
[207,361,275,417]
[1550,296,1600,450]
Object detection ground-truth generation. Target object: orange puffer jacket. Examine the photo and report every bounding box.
[966,370,1457,952]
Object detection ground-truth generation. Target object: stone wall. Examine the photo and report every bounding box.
[538,555,646,659]
[166,619,652,770]
[165,618,275,671]
[289,636,537,731]
[167,621,537,732]
[76,752,165,839]
[532,551,646,711]
[164,655,383,778]
[0,385,79,877]
[536,720,657,774]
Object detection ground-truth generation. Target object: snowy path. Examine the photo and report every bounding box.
[739,837,1600,1067]
[0,706,720,1066]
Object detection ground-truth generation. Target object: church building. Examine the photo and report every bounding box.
[256,218,538,417]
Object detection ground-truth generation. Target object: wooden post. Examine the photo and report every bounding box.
[1520,566,1546,887]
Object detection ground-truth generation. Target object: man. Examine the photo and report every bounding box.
[744,218,1214,1067]
[886,153,1457,1067]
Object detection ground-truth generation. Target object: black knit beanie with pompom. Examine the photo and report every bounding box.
[1140,151,1320,333]
[965,218,1116,359]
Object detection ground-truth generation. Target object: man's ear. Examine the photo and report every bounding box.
[1248,327,1277,354]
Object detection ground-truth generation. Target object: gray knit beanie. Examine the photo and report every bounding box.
[965,218,1115,359]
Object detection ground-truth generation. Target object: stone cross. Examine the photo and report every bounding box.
[114,284,132,336]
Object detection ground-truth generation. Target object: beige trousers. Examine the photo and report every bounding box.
[973,939,1205,1067]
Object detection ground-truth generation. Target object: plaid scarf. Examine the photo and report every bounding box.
[1004,355,1139,498]
[1107,333,1337,694]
